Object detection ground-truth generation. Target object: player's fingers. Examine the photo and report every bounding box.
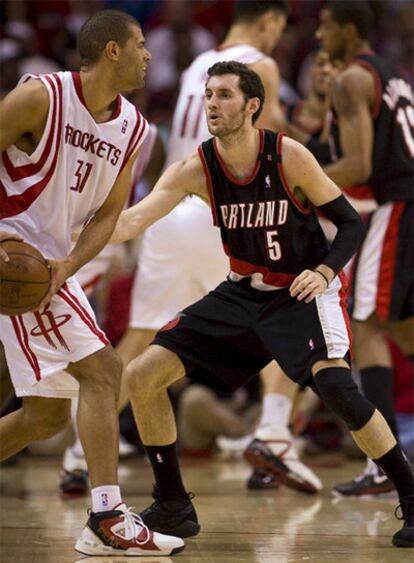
[0,247,10,262]
[290,273,313,297]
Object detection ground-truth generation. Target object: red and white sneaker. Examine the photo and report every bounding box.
[75,503,185,556]
[244,425,322,494]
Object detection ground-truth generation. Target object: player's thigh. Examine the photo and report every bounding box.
[126,344,186,394]
[116,328,156,366]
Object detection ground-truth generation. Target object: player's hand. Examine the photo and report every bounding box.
[289,269,328,303]
[37,258,72,309]
[0,231,23,262]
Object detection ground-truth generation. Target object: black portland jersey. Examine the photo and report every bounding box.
[333,52,414,204]
[198,130,330,289]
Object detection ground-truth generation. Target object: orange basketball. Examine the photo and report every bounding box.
[0,240,51,315]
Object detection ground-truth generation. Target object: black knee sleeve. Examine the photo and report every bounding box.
[313,367,375,431]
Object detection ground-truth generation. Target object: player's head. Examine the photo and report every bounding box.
[316,1,373,60]
[310,49,342,98]
[77,9,151,90]
[205,61,265,137]
[233,1,288,54]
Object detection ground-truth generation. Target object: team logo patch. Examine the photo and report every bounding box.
[159,315,181,331]
[122,119,128,133]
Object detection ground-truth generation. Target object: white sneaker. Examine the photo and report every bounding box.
[75,503,185,556]
[244,425,323,494]
[216,434,253,460]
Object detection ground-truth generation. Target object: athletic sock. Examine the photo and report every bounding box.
[375,444,414,499]
[145,442,187,499]
[91,485,122,512]
[360,366,398,436]
[258,393,292,428]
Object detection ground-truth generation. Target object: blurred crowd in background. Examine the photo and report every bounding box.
[0,0,413,465]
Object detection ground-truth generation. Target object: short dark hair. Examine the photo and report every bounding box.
[207,61,265,124]
[77,9,140,66]
[234,0,289,22]
[326,1,373,39]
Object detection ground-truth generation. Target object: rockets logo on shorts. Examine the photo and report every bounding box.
[30,304,71,351]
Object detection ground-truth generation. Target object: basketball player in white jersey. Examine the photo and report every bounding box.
[116,0,321,494]
[59,123,164,496]
[0,10,183,557]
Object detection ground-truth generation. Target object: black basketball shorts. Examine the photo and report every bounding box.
[153,275,351,393]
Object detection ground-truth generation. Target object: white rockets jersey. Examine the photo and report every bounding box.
[0,71,149,259]
[165,44,264,167]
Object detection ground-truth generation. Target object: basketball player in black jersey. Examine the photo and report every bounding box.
[110,61,414,548]
[316,1,414,502]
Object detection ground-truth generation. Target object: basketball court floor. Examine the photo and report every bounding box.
[0,455,412,562]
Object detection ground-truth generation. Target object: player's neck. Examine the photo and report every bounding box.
[78,68,120,123]
[344,40,372,64]
[221,25,263,52]
[215,127,261,180]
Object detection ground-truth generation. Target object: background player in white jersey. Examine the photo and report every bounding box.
[116,0,321,494]
[0,10,183,557]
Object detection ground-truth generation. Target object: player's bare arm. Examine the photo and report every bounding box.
[0,79,49,153]
[281,136,365,302]
[251,57,286,131]
[110,151,207,244]
[39,149,141,307]
[323,66,374,187]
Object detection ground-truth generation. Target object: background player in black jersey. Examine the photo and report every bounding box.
[109,61,414,548]
[316,0,414,499]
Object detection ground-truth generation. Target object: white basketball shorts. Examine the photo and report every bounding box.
[0,276,109,398]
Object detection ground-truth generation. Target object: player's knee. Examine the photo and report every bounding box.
[313,366,375,431]
[86,351,122,394]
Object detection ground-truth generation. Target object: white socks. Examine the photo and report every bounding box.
[91,485,122,513]
[258,393,292,429]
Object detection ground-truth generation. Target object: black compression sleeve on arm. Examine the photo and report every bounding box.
[318,195,366,275]
[305,137,332,165]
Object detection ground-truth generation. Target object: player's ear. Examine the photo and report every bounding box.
[247,97,261,119]
[105,40,120,62]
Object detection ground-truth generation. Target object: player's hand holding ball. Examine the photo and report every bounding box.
[38,258,75,310]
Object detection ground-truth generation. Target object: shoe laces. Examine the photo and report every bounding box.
[394,495,414,524]
[120,506,151,545]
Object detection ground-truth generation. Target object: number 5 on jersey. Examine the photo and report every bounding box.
[266,230,282,261]
[70,160,93,193]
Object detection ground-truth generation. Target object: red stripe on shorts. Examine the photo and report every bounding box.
[58,283,109,345]
[11,316,42,381]
[338,271,353,359]
[376,202,405,321]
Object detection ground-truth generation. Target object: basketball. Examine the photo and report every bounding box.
[0,240,51,316]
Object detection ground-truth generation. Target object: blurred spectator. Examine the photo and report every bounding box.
[144,0,216,120]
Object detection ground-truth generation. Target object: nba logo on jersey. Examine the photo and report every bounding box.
[101,493,109,507]
[122,119,128,133]
[309,339,315,350]
[265,174,271,189]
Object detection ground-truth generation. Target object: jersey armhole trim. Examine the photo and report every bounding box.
[197,145,218,225]
[276,133,310,215]
[351,60,382,120]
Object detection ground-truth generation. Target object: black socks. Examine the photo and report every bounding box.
[145,442,187,499]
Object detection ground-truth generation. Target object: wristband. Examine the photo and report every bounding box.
[314,269,329,288]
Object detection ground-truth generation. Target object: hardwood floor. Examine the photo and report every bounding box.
[0,455,411,562]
